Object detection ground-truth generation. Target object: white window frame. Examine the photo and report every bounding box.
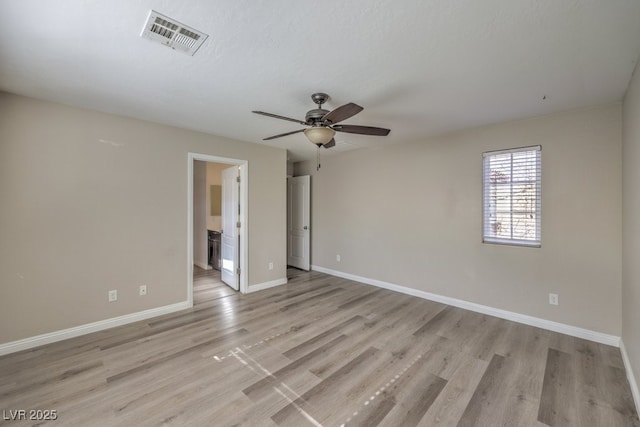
[482,145,541,247]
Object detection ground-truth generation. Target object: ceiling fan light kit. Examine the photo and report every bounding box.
[252,93,390,150]
[304,127,336,145]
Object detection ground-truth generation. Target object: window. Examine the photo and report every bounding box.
[483,146,541,247]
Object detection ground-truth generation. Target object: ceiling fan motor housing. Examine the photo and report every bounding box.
[305,108,330,124]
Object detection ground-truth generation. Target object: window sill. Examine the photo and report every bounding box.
[483,238,541,248]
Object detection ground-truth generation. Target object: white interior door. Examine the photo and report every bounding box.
[287,175,310,270]
[221,166,239,290]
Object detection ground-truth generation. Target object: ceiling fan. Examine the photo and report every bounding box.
[252,93,390,149]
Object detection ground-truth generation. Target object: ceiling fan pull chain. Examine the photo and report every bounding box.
[317,145,321,171]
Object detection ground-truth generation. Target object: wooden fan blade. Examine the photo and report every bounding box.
[321,103,363,124]
[323,138,336,148]
[252,111,307,125]
[263,128,305,141]
[333,124,390,136]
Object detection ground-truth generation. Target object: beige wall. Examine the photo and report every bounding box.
[206,162,226,231]
[296,104,622,335]
[623,64,640,394]
[0,92,287,344]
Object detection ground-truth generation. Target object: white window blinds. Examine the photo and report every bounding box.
[483,146,541,247]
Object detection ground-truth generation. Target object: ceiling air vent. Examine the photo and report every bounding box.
[140,10,208,56]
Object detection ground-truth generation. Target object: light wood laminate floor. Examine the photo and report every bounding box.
[1,268,638,426]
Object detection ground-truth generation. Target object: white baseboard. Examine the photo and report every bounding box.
[194,261,211,270]
[311,265,620,347]
[620,340,640,416]
[0,301,191,356]
[247,277,288,293]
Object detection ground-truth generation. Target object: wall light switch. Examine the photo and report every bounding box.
[139,285,147,296]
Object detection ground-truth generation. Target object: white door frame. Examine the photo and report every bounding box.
[187,153,248,305]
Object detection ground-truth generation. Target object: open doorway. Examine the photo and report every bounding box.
[187,153,248,307]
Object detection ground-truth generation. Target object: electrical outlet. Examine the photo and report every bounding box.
[549,293,559,305]
[139,285,147,296]
[108,290,117,302]
[268,262,274,270]
[336,254,341,262]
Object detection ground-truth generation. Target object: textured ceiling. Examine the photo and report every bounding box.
[1,0,640,161]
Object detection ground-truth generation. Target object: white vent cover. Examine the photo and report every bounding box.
[140,10,208,56]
